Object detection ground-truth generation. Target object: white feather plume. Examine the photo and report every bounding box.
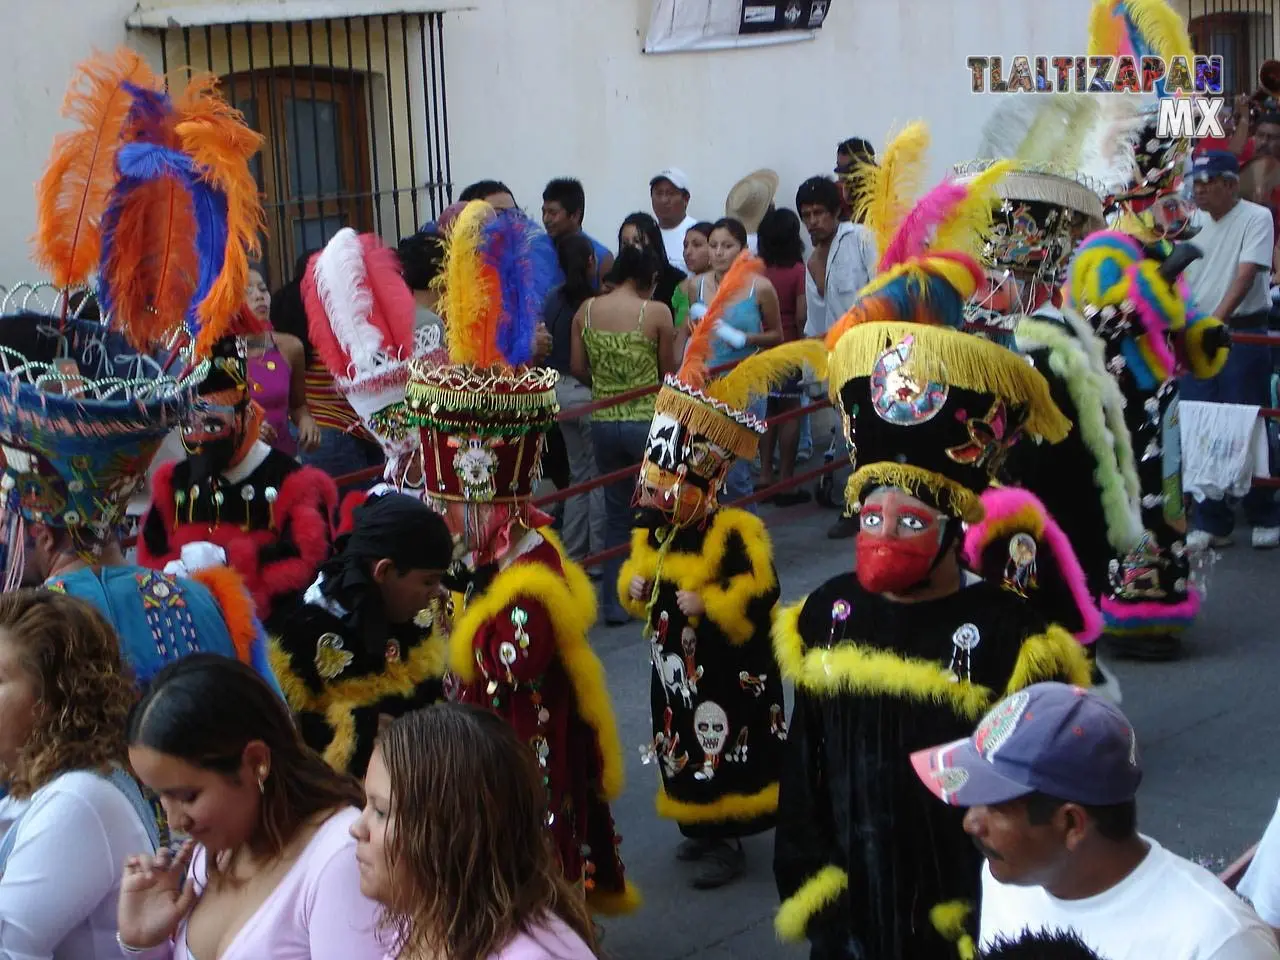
[311,227,381,377]
[1078,96,1153,198]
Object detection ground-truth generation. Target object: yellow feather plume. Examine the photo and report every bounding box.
[1088,0,1192,63]
[434,200,499,367]
[849,121,930,266]
[933,160,1013,260]
[706,339,828,412]
[1088,0,1124,57]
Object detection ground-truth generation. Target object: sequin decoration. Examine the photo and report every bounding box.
[134,570,199,663]
[385,639,401,663]
[314,633,354,680]
[511,606,530,651]
[946,623,981,683]
[869,338,949,426]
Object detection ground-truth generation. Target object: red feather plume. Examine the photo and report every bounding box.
[100,176,202,352]
[362,234,418,359]
[33,48,160,289]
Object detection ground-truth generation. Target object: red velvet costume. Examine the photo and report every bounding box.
[446,533,632,910]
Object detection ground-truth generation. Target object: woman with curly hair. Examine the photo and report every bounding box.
[0,589,161,959]
[351,703,597,959]
[116,654,383,958]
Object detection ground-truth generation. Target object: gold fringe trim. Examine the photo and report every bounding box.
[775,865,849,943]
[930,900,978,960]
[448,533,627,800]
[969,501,1046,557]
[828,321,1071,442]
[587,880,643,916]
[772,602,996,720]
[655,782,779,824]
[1005,622,1093,693]
[848,463,986,525]
[617,508,777,645]
[707,339,829,411]
[654,385,760,460]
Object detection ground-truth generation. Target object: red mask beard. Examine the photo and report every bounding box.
[856,531,942,594]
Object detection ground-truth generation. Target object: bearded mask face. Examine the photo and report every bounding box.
[855,487,953,594]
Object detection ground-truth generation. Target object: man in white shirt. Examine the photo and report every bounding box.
[796,175,878,537]
[1182,150,1280,550]
[651,168,697,271]
[911,682,1280,960]
[1240,797,1280,942]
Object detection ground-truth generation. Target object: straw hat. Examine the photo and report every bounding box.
[725,169,779,234]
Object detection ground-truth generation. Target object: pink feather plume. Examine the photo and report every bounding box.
[878,179,969,271]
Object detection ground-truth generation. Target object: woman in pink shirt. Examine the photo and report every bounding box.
[116,655,384,959]
[351,703,598,960]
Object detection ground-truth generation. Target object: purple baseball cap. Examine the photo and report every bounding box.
[910,682,1142,807]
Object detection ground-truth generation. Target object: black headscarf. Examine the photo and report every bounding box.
[319,491,453,652]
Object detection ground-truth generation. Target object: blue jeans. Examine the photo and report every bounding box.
[798,413,813,461]
[301,427,385,495]
[1179,339,1280,534]
[722,397,768,514]
[591,419,650,622]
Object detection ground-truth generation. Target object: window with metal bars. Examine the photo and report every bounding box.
[1188,0,1277,96]
[138,15,453,288]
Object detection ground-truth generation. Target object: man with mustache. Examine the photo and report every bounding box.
[771,153,1093,959]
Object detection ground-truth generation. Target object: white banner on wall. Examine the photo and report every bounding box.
[644,0,831,54]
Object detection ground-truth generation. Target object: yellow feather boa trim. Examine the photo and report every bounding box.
[772,599,1092,719]
[775,865,849,942]
[655,782,778,824]
[931,900,979,960]
[448,531,626,800]
[616,508,778,645]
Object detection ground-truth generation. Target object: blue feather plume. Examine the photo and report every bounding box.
[481,209,556,367]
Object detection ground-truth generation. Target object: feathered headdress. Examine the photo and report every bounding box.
[405,201,560,506]
[824,123,1013,345]
[35,50,264,361]
[303,228,431,480]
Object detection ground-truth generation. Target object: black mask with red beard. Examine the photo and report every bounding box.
[855,518,961,595]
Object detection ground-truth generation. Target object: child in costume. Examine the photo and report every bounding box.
[772,130,1092,960]
[269,490,454,776]
[618,252,825,889]
[0,50,279,692]
[405,200,636,915]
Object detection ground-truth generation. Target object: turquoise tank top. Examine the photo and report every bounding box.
[696,276,761,366]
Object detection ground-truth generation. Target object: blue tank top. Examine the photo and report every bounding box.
[697,276,761,366]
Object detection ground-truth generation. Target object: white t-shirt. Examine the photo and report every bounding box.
[803,221,878,338]
[0,770,156,959]
[980,836,1280,960]
[660,215,697,272]
[1184,200,1275,319]
[1239,798,1280,928]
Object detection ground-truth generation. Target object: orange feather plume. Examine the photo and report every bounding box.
[33,48,160,289]
[101,176,202,352]
[677,252,765,390]
[173,72,267,359]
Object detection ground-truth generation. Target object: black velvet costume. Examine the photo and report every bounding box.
[618,508,784,840]
[772,575,1091,959]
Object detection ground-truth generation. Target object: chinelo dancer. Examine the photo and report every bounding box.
[771,125,1092,960]
[953,94,1139,700]
[0,50,280,692]
[405,200,637,915]
[618,250,826,889]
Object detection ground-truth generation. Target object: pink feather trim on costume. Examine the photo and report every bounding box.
[1123,262,1179,376]
[964,486,1104,645]
[879,179,968,272]
[1101,590,1199,625]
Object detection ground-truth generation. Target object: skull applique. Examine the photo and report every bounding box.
[693,701,728,757]
[452,438,499,501]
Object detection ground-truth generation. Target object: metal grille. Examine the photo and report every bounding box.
[1187,0,1278,95]
[141,15,453,287]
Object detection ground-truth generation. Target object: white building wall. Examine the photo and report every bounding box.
[440,0,1095,250]
[0,0,1098,283]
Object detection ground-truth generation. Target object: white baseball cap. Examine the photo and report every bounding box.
[650,168,690,193]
